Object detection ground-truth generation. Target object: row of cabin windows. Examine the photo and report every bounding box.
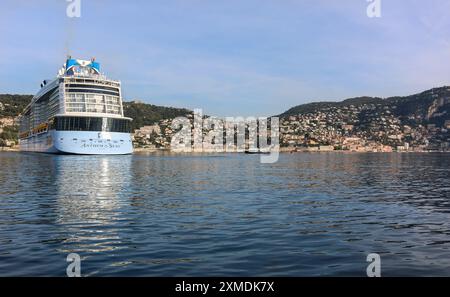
[65,93,121,114]
[66,88,119,97]
[61,78,120,88]
[66,93,120,105]
[65,84,119,93]
[50,117,131,133]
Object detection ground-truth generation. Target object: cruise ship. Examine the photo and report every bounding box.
[18,57,133,154]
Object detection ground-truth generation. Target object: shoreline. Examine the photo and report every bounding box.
[0,147,19,152]
[132,148,448,154]
[2,146,448,154]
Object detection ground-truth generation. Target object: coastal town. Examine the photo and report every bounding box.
[1,87,450,153]
[131,88,450,153]
[278,103,450,153]
[130,109,450,153]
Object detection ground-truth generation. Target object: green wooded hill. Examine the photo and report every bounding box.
[123,101,191,130]
[0,94,32,117]
[279,96,384,116]
[278,86,450,126]
[0,95,190,127]
[2,85,450,137]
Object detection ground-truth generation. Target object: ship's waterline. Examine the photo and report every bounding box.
[19,130,133,154]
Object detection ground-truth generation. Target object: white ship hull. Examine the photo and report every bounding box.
[19,130,133,155]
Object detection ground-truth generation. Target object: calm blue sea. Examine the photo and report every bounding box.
[0,152,449,276]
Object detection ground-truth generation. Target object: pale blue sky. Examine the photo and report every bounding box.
[0,0,449,116]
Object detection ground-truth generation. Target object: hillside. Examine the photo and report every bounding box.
[0,94,32,117]
[2,86,450,151]
[279,87,450,126]
[279,96,384,116]
[123,101,191,130]
[277,86,450,151]
[0,94,191,129]
[0,94,191,144]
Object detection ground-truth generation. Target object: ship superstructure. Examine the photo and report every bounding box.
[18,57,133,154]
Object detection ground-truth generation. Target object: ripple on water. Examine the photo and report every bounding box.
[0,152,449,276]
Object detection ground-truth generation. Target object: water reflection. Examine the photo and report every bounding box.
[0,152,450,276]
[54,155,132,255]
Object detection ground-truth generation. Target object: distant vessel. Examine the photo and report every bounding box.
[18,57,133,154]
[244,147,271,154]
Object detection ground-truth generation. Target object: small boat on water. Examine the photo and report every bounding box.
[244,148,271,154]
